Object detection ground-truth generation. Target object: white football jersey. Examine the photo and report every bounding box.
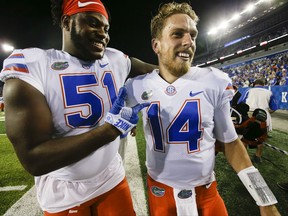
[125,67,238,189]
[239,86,278,131]
[0,47,131,212]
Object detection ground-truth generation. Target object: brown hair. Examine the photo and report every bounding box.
[254,79,265,86]
[150,2,199,39]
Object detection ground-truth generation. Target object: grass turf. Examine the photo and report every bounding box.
[0,136,34,215]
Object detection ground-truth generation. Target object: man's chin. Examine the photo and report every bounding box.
[87,52,104,61]
[179,62,190,73]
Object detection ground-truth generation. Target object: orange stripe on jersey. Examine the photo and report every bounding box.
[225,84,233,90]
[9,53,25,58]
[3,63,29,73]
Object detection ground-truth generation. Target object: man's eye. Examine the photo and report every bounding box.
[173,32,182,37]
[89,22,98,27]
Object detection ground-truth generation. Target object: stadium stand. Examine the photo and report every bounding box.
[221,50,288,87]
[192,0,288,111]
[194,0,288,70]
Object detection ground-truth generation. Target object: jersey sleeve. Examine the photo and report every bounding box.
[214,100,238,143]
[210,67,238,143]
[209,67,234,109]
[105,47,131,80]
[237,88,250,104]
[0,48,47,94]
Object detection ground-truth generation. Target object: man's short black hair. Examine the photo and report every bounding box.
[254,79,265,86]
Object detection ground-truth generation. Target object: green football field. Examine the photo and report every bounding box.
[1,111,288,215]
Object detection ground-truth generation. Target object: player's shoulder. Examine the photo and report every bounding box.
[203,66,229,79]
[125,70,155,90]
[127,69,155,82]
[192,66,230,82]
[7,48,59,63]
[104,47,128,59]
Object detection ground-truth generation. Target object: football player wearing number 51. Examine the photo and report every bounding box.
[0,0,155,215]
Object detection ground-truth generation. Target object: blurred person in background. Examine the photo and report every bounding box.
[231,85,242,108]
[280,68,288,86]
[238,78,278,162]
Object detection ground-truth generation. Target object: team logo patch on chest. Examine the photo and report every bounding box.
[165,85,177,96]
[151,186,165,197]
[141,90,153,100]
[82,64,92,69]
[51,62,69,70]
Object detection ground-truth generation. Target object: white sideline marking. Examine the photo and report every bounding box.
[125,135,148,216]
[4,186,42,216]
[4,135,147,216]
[0,185,27,192]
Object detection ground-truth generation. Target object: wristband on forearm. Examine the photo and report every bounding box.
[237,166,278,206]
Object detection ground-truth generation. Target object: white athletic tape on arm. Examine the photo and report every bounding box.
[237,166,278,206]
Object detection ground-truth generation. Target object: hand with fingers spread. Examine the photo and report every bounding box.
[105,87,150,134]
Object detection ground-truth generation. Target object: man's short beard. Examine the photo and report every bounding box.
[70,19,98,61]
[166,60,190,77]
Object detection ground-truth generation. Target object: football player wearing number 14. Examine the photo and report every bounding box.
[125,2,280,216]
[0,0,155,215]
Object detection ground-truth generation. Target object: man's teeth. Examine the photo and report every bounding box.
[179,53,190,57]
[93,42,103,47]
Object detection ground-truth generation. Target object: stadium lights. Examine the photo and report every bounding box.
[1,43,14,53]
[231,13,241,21]
[207,28,218,35]
[256,0,273,4]
[200,29,286,67]
[207,0,273,36]
[242,4,255,14]
[219,21,229,29]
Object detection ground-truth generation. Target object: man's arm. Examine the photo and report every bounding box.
[129,57,158,78]
[223,138,252,172]
[3,79,143,176]
[223,138,280,216]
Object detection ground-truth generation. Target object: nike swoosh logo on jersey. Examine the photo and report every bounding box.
[78,1,102,8]
[189,91,203,97]
[99,63,109,68]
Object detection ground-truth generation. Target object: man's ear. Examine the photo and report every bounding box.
[61,15,71,31]
[151,38,160,54]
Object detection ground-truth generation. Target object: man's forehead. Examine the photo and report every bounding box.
[165,14,197,26]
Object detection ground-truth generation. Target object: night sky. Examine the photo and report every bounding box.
[1,0,247,64]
